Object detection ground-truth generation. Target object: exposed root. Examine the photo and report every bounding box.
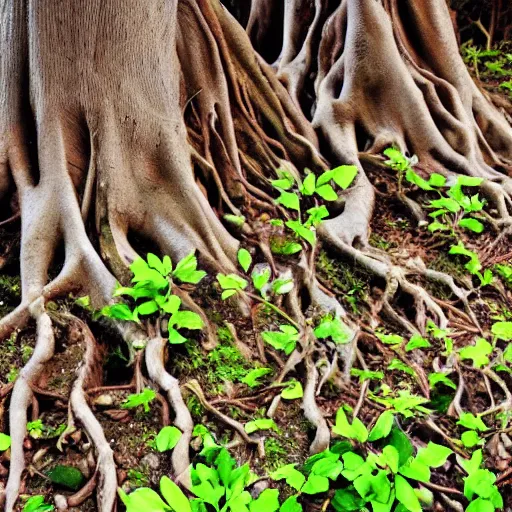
[145,337,194,486]
[303,354,330,454]
[5,299,55,512]
[66,316,117,512]
[184,379,257,447]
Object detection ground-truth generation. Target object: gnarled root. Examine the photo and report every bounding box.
[4,299,54,512]
[66,316,117,512]
[145,337,194,486]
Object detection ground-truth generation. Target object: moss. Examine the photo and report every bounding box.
[316,250,368,314]
[0,273,21,316]
[174,327,254,395]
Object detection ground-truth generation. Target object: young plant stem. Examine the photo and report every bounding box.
[245,292,300,330]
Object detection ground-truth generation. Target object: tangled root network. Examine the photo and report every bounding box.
[0,0,511,510]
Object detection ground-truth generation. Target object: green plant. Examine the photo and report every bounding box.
[100,252,205,346]
[280,407,456,512]
[458,450,503,512]
[22,496,54,512]
[120,442,296,511]
[27,419,44,439]
[0,433,11,451]
[457,413,488,448]
[449,242,493,287]
[270,166,357,250]
[155,426,182,452]
[121,388,157,413]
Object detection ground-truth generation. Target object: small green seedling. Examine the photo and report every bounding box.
[0,433,11,452]
[27,419,44,439]
[121,388,156,413]
[101,252,205,345]
[22,496,55,512]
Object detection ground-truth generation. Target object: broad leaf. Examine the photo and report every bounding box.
[156,426,182,452]
[160,476,192,512]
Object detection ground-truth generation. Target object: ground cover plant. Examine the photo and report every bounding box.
[0,0,512,511]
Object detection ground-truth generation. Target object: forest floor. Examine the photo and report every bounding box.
[1,48,512,512]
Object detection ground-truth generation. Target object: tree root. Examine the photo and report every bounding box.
[145,337,194,486]
[66,316,117,512]
[5,299,55,512]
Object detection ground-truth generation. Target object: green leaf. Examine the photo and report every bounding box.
[350,368,384,383]
[398,459,430,482]
[332,407,368,443]
[118,487,169,512]
[332,488,366,512]
[270,464,306,491]
[301,474,329,495]
[252,267,271,292]
[384,148,408,170]
[395,475,422,512]
[379,445,399,474]
[457,176,484,187]
[279,495,302,512]
[147,253,167,276]
[173,253,206,284]
[271,176,294,191]
[332,165,358,189]
[459,218,485,233]
[388,427,413,467]
[217,274,248,291]
[458,413,488,432]
[314,317,352,344]
[276,191,300,211]
[428,173,447,187]
[241,368,272,388]
[160,476,191,512]
[22,496,55,512]
[405,334,431,352]
[416,442,452,468]
[0,433,11,451]
[47,465,85,491]
[429,197,461,213]
[466,498,495,512]
[286,220,316,246]
[491,321,512,340]
[121,388,156,413]
[375,333,403,345]
[368,411,394,441]
[249,489,279,512]
[224,214,246,227]
[459,338,493,368]
[405,169,432,190]
[461,430,483,448]
[272,278,294,295]
[168,328,188,345]
[310,458,343,480]
[156,426,182,452]
[100,303,135,321]
[315,184,338,201]
[449,242,481,274]
[170,311,204,330]
[281,380,303,400]
[137,300,159,316]
[301,173,316,196]
[244,418,279,434]
[221,289,237,301]
[428,221,450,232]
[262,325,299,355]
[388,359,415,376]
[306,205,330,227]
[237,249,252,273]
[161,295,181,315]
[428,372,456,390]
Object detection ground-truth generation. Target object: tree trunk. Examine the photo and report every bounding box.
[0,0,511,510]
